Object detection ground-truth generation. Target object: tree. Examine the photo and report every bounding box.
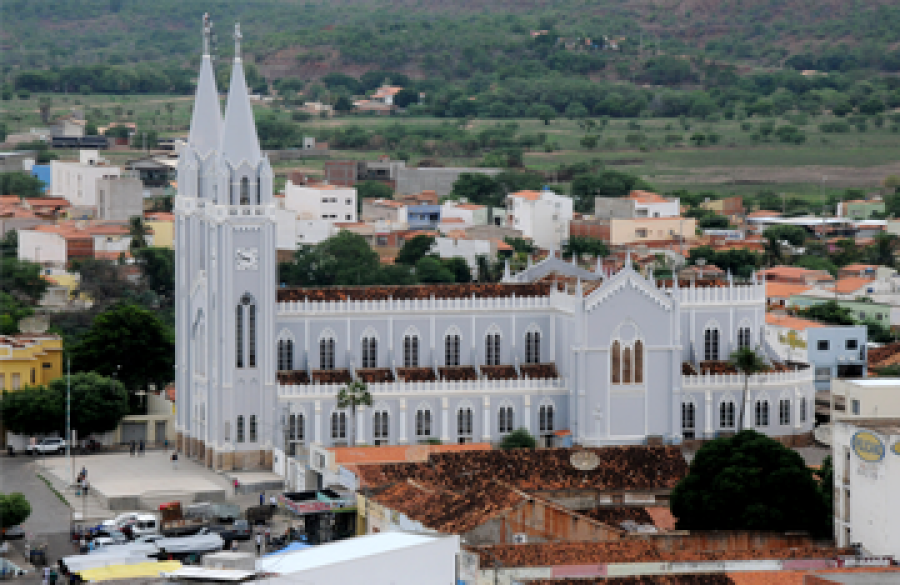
[800,300,856,326]
[395,235,436,266]
[0,291,34,334]
[356,180,394,212]
[730,347,767,432]
[442,257,472,283]
[333,96,354,112]
[570,171,649,212]
[393,88,419,108]
[337,381,372,447]
[0,373,129,438]
[499,428,537,450]
[415,256,455,283]
[70,304,174,393]
[580,135,598,149]
[563,236,608,259]
[280,232,383,286]
[0,257,47,304]
[670,430,830,536]
[0,171,46,198]
[867,233,899,267]
[763,225,808,247]
[533,104,557,125]
[71,258,133,309]
[450,173,504,208]
[134,247,175,306]
[0,493,31,531]
[0,230,16,258]
[128,216,149,253]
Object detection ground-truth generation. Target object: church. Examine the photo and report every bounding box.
[174,22,815,473]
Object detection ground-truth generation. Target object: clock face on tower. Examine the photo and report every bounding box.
[235,247,259,270]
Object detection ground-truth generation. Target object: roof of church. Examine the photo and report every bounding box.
[187,53,222,155]
[220,52,263,164]
[277,282,553,302]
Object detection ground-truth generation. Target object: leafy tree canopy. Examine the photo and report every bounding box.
[415,256,455,283]
[0,257,47,304]
[670,430,830,536]
[0,493,31,531]
[800,300,856,326]
[563,236,608,259]
[70,304,174,392]
[499,428,537,450]
[279,231,383,287]
[0,171,45,198]
[356,180,394,205]
[764,225,809,247]
[450,173,505,208]
[571,171,649,212]
[396,235,436,266]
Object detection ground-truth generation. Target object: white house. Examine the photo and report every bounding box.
[833,418,900,557]
[441,201,488,227]
[282,181,357,224]
[51,151,122,209]
[431,236,494,271]
[274,207,337,249]
[505,189,573,251]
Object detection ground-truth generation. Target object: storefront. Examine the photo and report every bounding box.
[278,489,356,544]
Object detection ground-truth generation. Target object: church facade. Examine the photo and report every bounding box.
[175,26,815,472]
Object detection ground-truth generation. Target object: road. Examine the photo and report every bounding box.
[0,454,75,583]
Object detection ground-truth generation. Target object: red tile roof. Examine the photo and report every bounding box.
[332,443,491,466]
[627,190,669,204]
[765,283,812,299]
[765,314,825,331]
[832,277,874,294]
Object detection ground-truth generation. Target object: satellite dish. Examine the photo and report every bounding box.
[570,449,600,471]
[19,316,49,334]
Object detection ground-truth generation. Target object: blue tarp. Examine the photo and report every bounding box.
[30,165,51,193]
[264,542,312,557]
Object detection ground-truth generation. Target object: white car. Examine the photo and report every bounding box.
[26,438,66,455]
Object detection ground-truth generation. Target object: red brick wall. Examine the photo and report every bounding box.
[569,221,610,241]
[324,161,358,186]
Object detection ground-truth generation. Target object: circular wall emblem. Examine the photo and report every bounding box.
[570,450,600,471]
[892,442,900,457]
[852,431,885,463]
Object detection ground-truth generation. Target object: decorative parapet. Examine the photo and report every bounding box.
[666,283,765,306]
[279,376,566,397]
[682,368,813,388]
[277,294,552,316]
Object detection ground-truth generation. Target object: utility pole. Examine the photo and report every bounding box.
[66,356,72,488]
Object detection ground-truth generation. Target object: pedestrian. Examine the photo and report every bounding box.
[269,495,277,508]
[233,478,240,495]
[130,440,136,456]
[139,439,145,456]
[259,491,264,506]
[231,539,239,552]
[264,526,270,546]
[80,478,87,497]
[164,439,169,451]
[80,466,87,480]
[48,568,58,585]
[42,566,51,585]
[79,536,87,554]
[255,533,262,555]
[171,451,178,469]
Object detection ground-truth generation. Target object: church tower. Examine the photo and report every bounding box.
[176,16,278,470]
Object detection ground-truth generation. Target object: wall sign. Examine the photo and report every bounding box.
[852,431,885,463]
[892,441,900,457]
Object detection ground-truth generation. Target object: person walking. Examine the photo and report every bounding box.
[130,440,136,456]
[233,478,240,496]
[171,451,178,469]
[255,532,262,556]
[42,566,51,585]
[259,492,264,506]
[264,526,271,546]
[138,439,145,456]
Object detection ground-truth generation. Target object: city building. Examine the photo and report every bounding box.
[506,189,573,251]
[95,175,144,221]
[174,28,815,472]
[0,334,63,392]
[50,150,122,211]
[595,191,680,220]
[833,418,900,556]
[395,167,502,199]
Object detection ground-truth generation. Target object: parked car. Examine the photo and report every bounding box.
[26,438,66,455]
[1,525,25,541]
[205,520,251,544]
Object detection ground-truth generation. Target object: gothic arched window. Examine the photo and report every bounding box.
[539,404,555,433]
[331,412,346,440]
[236,416,245,443]
[498,405,514,434]
[457,407,473,442]
[404,335,419,367]
[361,336,377,369]
[278,339,294,371]
[525,331,541,364]
[249,415,257,442]
[320,337,335,370]
[485,332,500,366]
[682,402,696,439]
[738,326,751,350]
[634,340,644,384]
[373,410,389,443]
[720,401,735,428]
[611,341,621,384]
[445,334,460,367]
[240,176,250,205]
[236,294,256,368]
[704,327,720,361]
[755,400,770,426]
[416,409,431,437]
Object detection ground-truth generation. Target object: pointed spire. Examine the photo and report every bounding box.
[595,255,603,275]
[527,255,533,269]
[187,13,222,156]
[727,269,733,286]
[220,21,263,165]
[502,257,512,281]
[625,249,632,271]
[576,277,583,297]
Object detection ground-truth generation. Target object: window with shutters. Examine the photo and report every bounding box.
[362,337,377,368]
[320,337,335,370]
[525,331,541,364]
[498,406,514,434]
[416,409,432,437]
[485,333,500,366]
[445,334,460,367]
[404,335,419,367]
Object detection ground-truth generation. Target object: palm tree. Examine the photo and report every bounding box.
[730,347,768,432]
[128,216,149,253]
[337,380,372,447]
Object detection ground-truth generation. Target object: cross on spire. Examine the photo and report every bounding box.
[233,22,242,58]
[202,13,212,56]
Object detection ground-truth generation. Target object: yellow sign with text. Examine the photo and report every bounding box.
[852,431,885,463]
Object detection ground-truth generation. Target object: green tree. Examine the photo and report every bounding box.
[504,237,536,255]
[0,291,34,334]
[71,258,133,309]
[670,430,830,536]
[356,180,394,212]
[563,236,608,259]
[0,257,47,304]
[415,256,455,283]
[450,173,504,208]
[580,135,599,150]
[128,216,149,253]
[800,300,856,326]
[730,347,767,432]
[333,95,354,112]
[533,104,557,125]
[337,381,372,447]
[395,235,436,266]
[0,171,46,198]
[280,232,382,286]
[571,171,649,212]
[133,247,175,306]
[763,225,808,247]
[442,257,472,283]
[0,493,31,531]
[0,230,16,258]
[393,88,419,108]
[70,304,174,393]
[867,233,899,267]
[499,428,537,450]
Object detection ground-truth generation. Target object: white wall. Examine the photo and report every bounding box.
[275,209,337,249]
[432,237,493,270]
[634,199,680,218]
[508,190,573,251]
[442,202,488,226]
[18,229,66,265]
[831,379,900,418]
[283,182,357,223]
[51,157,121,208]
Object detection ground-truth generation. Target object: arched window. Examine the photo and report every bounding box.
[738,327,751,350]
[611,341,621,384]
[236,416,245,443]
[498,405,514,434]
[755,400,770,427]
[361,337,377,369]
[416,409,431,437]
[197,174,203,199]
[239,176,250,205]
[525,331,541,364]
[779,399,791,425]
[331,412,346,440]
[622,346,633,384]
[539,404,555,433]
[682,402,696,439]
[373,410,389,443]
[720,401,735,428]
[295,414,305,442]
[289,414,297,440]
[404,335,419,367]
[278,339,294,371]
[236,294,256,368]
[256,176,261,205]
[800,397,808,423]
[457,407,473,443]
[249,415,257,442]
[634,340,644,384]
[445,334,460,367]
[485,333,500,366]
[320,337,335,370]
[704,328,720,361]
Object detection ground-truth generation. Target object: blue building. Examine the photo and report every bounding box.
[407,204,441,230]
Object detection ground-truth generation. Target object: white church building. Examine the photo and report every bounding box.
[174,22,815,473]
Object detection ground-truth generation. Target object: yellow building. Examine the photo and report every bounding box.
[0,334,64,391]
[145,212,175,249]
